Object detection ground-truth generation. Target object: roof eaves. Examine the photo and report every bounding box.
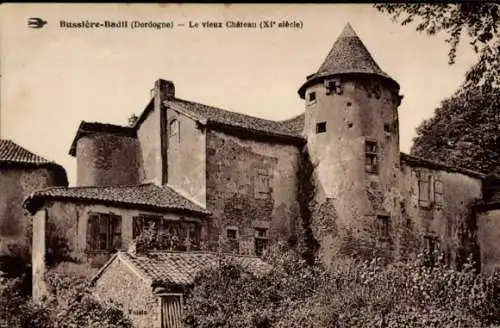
[400,153,485,180]
[23,185,211,216]
[206,120,306,145]
[164,101,208,125]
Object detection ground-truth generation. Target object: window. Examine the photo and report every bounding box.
[226,227,239,253]
[132,214,163,239]
[308,92,316,102]
[87,212,122,251]
[325,78,342,95]
[226,227,238,240]
[169,119,179,142]
[316,122,327,134]
[365,140,378,174]
[424,235,439,266]
[254,228,268,257]
[254,168,271,199]
[418,173,432,206]
[434,177,444,209]
[384,123,391,135]
[376,215,390,240]
[132,215,201,250]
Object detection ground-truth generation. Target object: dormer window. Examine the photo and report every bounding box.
[308,92,316,102]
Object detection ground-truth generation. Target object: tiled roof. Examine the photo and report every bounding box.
[166,98,306,144]
[400,153,485,179]
[23,183,210,215]
[117,251,271,287]
[0,139,52,165]
[69,121,137,157]
[298,23,399,98]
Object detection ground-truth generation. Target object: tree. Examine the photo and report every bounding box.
[374,3,500,89]
[410,85,500,174]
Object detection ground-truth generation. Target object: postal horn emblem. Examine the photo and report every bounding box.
[27,17,48,29]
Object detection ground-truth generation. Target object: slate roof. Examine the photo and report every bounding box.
[1,139,53,165]
[23,183,210,215]
[298,23,399,98]
[95,251,271,288]
[69,121,137,157]
[166,98,305,144]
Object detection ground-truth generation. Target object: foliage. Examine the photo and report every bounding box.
[297,146,320,264]
[133,222,205,253]
[0,262,133,328]
[374,3,500,88]
[183,244,500,328]
[410,85,500,174]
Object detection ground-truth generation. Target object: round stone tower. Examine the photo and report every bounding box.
[298,23,404,261]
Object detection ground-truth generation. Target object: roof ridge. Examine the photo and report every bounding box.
[172,97,282,124]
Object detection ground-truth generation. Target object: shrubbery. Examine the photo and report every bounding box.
[0,262,133,328]
[183,243,500,328]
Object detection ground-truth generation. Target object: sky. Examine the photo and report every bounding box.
[0,4,477,186]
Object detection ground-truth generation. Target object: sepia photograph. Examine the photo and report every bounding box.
[0,3,499,327]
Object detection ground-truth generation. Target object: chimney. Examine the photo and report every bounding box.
[155,79,175,100]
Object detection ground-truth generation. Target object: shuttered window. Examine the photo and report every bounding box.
[132,215,201,250]
[434,177,444,209]
[254,168,271,199]
[418,173,432,206]
[87,212,121,251]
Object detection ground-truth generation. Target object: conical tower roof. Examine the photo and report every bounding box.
[298,23,398,98]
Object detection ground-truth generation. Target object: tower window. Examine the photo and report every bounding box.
[384,123,391,133]
[316,122,327,134]
[308,92,316,102]
[365,140,378,174]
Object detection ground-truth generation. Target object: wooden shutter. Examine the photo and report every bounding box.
[161,295,183,328]
[434,177,444,208]
[110,214,122,250]
[132,216,143,240]
[87,213,100,251]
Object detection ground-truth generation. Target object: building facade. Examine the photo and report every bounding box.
[24,23,500,326]
[0,139,67,241]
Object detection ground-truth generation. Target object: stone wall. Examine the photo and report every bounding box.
[303,76,402,264]
[166,109,206,207]
[137,103,163,185]
[399,162,482,266]
[93,257,160,328]
[0,166,66,238]
[38,201,207,268]
[76,134,141,187]
[206,130,301,255]
[477,209,500,274]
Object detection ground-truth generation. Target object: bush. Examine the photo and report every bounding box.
[0,262,133,328]
[183,246,500,328]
